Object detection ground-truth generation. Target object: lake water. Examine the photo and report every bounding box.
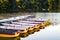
[0,13,60,40]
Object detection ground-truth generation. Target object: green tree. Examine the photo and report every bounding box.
[0,0,8,12]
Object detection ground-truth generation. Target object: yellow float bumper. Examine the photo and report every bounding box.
[34,25,40,29]
[20,29,28,37]
[28,27,34,34]
[44,19,50,25]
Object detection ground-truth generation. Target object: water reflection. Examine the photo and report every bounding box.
[36,13,60,24]
[0,13,35,19]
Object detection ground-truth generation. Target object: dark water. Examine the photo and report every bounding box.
[0,13,60,40]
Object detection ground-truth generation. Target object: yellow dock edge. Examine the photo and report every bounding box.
[0,33,20,37]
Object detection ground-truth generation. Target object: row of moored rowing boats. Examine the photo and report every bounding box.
[0,15,50,37]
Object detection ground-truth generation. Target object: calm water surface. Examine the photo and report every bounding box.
[0,13,60,40]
